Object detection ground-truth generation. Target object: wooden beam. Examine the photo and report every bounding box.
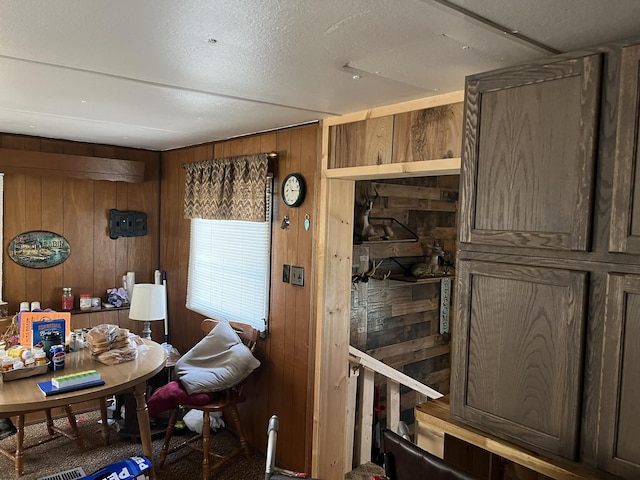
[415,397,620,480]
[322,91,465,126]
[323,158,461,180]
[311,177,355,480]
[355,367,375,465]
[0,148,146,183]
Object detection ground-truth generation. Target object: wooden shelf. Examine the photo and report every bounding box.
[388,273,454,284]
[69,306,129,315]
[0,148,145,183]
[415,397,619,480]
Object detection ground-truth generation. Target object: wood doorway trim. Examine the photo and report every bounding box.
[312,91,463,480]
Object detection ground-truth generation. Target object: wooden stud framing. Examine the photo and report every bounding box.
[312,91,463,479]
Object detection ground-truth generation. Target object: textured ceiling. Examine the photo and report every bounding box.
[0,0,638,151]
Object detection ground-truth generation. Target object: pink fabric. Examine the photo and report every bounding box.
[147,380,215,417]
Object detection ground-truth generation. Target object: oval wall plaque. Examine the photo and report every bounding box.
[8,231,71,269]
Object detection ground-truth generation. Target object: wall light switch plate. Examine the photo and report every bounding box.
[283,264,291,283]
[291,266,304,286]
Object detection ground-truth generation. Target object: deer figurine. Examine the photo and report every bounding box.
[354,186,396,242]
[411,242,445,278]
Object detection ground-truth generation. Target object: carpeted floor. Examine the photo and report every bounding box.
[0,410,266,479]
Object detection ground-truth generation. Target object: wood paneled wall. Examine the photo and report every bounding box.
[0,134,160,332]
[350,176,458,432]
[159,124,319,472]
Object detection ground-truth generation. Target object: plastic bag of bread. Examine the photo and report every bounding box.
[86,324,130,355]
[94,344,138,365]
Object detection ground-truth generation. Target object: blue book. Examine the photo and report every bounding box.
[37,378,105,396]
[31,319,66,348]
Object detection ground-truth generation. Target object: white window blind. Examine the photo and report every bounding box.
[186,179,272,332]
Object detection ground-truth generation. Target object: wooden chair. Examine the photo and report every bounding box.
[158,319,260,480]
[4,407,85,477]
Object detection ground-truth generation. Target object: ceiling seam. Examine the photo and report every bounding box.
[422,0,562,55]
[0,54,341,117]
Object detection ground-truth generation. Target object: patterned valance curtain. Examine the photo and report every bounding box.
[183,153,269,222]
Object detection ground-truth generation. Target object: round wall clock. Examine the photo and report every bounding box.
[281,173,306,207]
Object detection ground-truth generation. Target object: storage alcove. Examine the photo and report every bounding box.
[350,176,458,432]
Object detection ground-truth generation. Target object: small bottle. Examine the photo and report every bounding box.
[33,348,47,366]
[2,357,13,372]
[79,294,91,311]
[61,287,74,311]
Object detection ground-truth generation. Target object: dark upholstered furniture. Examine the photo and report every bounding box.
[382,429,481,480]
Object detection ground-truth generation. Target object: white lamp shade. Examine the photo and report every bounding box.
[129,283,167,321]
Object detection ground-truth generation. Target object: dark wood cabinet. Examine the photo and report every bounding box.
[459,53,602,252]
[454,41,640,479]
[610,44,640,254]
[452,260,587,459]
[598,274,640,478]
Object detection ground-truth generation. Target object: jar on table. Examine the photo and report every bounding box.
[61,287,74,311]
[79,294,91,311]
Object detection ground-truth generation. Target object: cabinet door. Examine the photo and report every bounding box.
[459,54,602,251]
[610,44,640,253]
[451,260,588,459]
[598,274,640,477]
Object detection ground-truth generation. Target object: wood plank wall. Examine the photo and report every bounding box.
[0,134,161,339]
[159,124,319,472]
[350,175,459,434]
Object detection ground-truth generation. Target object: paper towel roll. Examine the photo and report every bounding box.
[126,271,135,303]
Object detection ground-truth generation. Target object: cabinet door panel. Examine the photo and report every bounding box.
[451,260,587,459]
[459,54,601,251]
[610,45,640,253]
[598,274,640,477]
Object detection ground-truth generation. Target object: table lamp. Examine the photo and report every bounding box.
[128,283,166,340]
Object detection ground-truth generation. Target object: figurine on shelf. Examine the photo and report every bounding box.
[411,242,446,278]
[107,287,129,308]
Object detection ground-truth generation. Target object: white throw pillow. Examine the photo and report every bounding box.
[175,321,260,395]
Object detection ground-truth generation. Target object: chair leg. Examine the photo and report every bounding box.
[202,410,211,480]
[64,405,84,451]
[98,397,111,445]
[158,408,178,469]
[227,404,249,456]
[15,415,24,477]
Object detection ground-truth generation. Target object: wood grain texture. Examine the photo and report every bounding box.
[160,125,318,474]
[609,44,640,252]
[392,103,463,163]
[416,397,619,480]
[453,260,587,460]
[459,54,601,251]
[0,147,145,182]
[1,135,160,319]
[597,273,640,478]
[312,178,354,479]
[331,116,393,168]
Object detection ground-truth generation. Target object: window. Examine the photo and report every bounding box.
[186,179,272,332]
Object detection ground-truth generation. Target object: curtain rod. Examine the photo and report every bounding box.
[182,151,279,169]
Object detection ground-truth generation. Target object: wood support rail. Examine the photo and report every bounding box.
[0,148,146,183]
[346,346,443,473]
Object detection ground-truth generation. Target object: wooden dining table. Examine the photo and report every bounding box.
[0,339,166,477]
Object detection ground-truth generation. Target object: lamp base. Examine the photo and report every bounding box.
[142,321,152,340]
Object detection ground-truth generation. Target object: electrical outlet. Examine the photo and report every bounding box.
[283,264,291,283]
[291,266,304,286]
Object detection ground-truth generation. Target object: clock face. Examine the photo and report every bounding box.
[282,173,306,207]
